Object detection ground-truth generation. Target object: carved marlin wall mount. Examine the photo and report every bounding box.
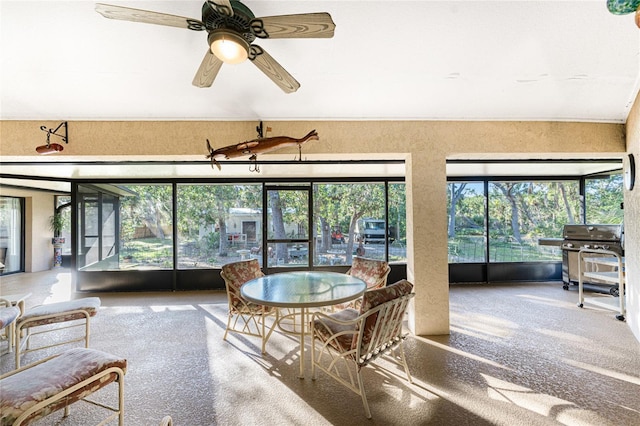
[206,128,319,171]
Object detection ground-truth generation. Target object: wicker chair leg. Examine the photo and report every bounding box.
[260,311,267,354]
[356,368,372,419]
[223,314,232,341]
[398,344,413,384]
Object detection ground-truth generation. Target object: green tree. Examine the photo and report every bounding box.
[120,184,172,240]
[586,175,623,224]
[314,183,384,262]
[178,184,261,257]
[389,183,406,241]
[447,183,467,238]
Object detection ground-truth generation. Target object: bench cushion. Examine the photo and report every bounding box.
[18,297,101,328]
[0,347,126,426]
[0,306,20,329]
[313,308,359,351]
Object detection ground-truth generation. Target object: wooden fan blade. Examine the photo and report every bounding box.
[207,0,234,17]
[249,45,300,93]
[193,50,224,88]
[95,3,205,31]
[250,13,335,39]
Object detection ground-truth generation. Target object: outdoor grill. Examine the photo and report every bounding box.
[561,224,624,294]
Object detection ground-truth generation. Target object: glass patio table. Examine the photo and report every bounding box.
[241,271,366,378]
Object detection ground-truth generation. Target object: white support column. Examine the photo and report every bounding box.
[405,152,450,336]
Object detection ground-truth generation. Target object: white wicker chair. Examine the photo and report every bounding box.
[334,257,391,310]
[311,279,414,419]
[220,259,277,354]
[159,416,173,426]
[346,256,391,291]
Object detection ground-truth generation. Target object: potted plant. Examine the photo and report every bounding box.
[49,210,66,268]
[49,212,65,244]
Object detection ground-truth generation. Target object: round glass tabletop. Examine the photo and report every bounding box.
[241,271,366,308]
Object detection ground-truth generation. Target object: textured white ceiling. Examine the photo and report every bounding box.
[1,0,639,122]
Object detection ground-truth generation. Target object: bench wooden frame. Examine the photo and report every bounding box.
[15,298,100,368]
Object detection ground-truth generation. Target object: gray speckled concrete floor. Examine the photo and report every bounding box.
[1,270,639,425]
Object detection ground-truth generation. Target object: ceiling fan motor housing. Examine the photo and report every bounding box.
[202,0,256,45]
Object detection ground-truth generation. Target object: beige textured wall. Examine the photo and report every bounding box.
[0,120,629,336]
[624,92,640,341]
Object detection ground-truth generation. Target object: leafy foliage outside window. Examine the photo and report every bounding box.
[448,177,623,263]
[177,184,261,269]
[388,183,407,263]
[78,180,406,271]
[118,184,173,269]
[585,175,623,224]
[313,183,386,265]
[489,181,581,262]
[447,182,486,262]
[267,188,309,267]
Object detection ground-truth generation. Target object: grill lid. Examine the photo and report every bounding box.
[562,224,623,242]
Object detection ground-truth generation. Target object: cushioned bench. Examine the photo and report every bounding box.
[15,297,101,368]
[0,305,21,355]
[0,347,126,426]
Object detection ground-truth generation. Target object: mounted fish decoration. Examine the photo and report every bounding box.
[607,0,640,27]
[206,128,319,171]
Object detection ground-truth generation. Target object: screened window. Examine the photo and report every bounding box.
[312,182,387,266]
[447,182,486,263]
[488,181,579,262]
[388,183,407,264]
[267,187,309,268]
[78,184,173,270]
[176,183,263,269]
[73,178,405,276]
[448,180,582,263]
[585,174,623,224]
[118,184,173,270]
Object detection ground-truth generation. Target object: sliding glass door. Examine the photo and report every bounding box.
[265,185,311,270]
[0,196,24,274]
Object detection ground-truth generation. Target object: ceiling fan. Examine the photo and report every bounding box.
[95,1,336,93]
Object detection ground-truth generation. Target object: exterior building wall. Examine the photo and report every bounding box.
[0,119,632,337]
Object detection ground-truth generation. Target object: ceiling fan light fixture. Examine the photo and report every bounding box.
[208,30,250,64]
